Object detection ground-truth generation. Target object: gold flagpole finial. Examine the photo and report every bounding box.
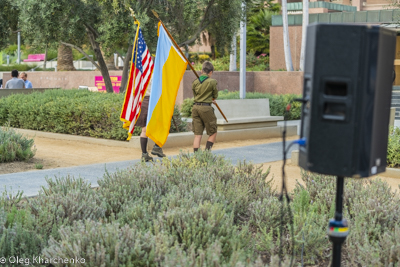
[151,10,160,20]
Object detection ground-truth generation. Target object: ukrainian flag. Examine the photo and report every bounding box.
[146,22,187,147]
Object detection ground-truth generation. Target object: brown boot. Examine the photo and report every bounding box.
[141,153,153,162]
[151,145,166,157]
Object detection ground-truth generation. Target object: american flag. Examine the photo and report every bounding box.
[120,27,154,139]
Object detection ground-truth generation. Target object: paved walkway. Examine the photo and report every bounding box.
[0,141,298,197]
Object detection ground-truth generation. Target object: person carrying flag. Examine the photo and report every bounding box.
[136,76,166,162]
[120,17,165,162]
[191,61,219,152]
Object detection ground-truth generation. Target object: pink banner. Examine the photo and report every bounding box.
[95,76,121,93]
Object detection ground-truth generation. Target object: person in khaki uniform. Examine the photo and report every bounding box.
[192,61,218,152]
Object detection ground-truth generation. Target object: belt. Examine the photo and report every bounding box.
[194,102,211,106]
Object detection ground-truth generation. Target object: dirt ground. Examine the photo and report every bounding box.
[261,160,400,193]
[0,135,299,175]
[1,135,399,193]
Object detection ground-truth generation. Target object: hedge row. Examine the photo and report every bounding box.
[0,151,399,266]
[181,90,302,120]
[0,89,186,141]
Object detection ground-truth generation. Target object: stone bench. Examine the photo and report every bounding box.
[130,98,296,149]
[215,99,283,131]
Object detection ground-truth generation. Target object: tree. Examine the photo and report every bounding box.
[0,0,19,50]
[57,44,76,71]
[246,9,277,55]
[300,0,309,71]
[281,0,294,71]
[118,0,248,93]
[17,0,141,92]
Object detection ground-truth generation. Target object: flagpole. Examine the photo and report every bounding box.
[151,10,228,123]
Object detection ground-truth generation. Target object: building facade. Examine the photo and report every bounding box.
[270,7,400,85]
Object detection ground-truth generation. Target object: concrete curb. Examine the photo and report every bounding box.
[12,125,297,150]
[130,125,297,149]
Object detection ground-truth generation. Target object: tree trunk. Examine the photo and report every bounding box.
[87,29,114,93]
[282,0,294,71]
[119,45,133,94]
[105,53,117,70]
[44,45,48,70]
[211,45,216,60]
[57,44,76,71]
[299,0,309,71]
[209,33,216,60]
[229,32,237,71]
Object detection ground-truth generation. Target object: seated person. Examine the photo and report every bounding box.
[5,70,25,89]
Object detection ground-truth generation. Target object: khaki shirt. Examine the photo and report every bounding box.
[192,76,218,103]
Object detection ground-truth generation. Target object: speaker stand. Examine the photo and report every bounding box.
[327,176,349,267]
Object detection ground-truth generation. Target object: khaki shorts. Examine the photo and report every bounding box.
[136,96,149,127]
[192,105,217,135]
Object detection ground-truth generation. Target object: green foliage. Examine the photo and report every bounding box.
[181,98,194,117]
[0,89,130,140]
[269,94,302,120]
[0,64,37,72]
[0,90,187,141]
[180,91,302,120]
[247,10,277,55]
[43,220,165,267]
[0,126,36,163]
[0,151,399,265]
[34,163,43,169]
[387,126,400,167]
[28,176,106,241]
[170,105,188,133]
[0,0,19,50]
[192,53,269,71]
[0,190,43,260]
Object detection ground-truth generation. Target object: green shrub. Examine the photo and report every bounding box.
[0,64,37,72]
[28,176,106,240]
[0,90,187,141]
[181,98,194,117]
[43,220,167,267]
[387,126,400,167]
[192,53,269,71]
[0,190,43,260]
[0,126,36,163]
[180,91,301,120]
[1,151,398,265]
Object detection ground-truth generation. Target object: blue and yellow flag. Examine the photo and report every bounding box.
[146,22,187,147]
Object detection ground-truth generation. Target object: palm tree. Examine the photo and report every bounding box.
[247,9,277,55]
[57,43,76,71]
[282,0,294,71]
[300,0,309,71]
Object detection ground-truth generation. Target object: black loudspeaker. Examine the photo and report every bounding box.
[299,24,396,178]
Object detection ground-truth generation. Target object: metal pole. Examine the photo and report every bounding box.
[328,176,348,267]
[17,32,21,64]
[239,2,246,99]
[229,33,237,71]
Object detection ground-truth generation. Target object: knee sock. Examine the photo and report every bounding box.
[194,148,199,152]
[154,144,160,148]
[205,141,214,150]
[140,137,148,153]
